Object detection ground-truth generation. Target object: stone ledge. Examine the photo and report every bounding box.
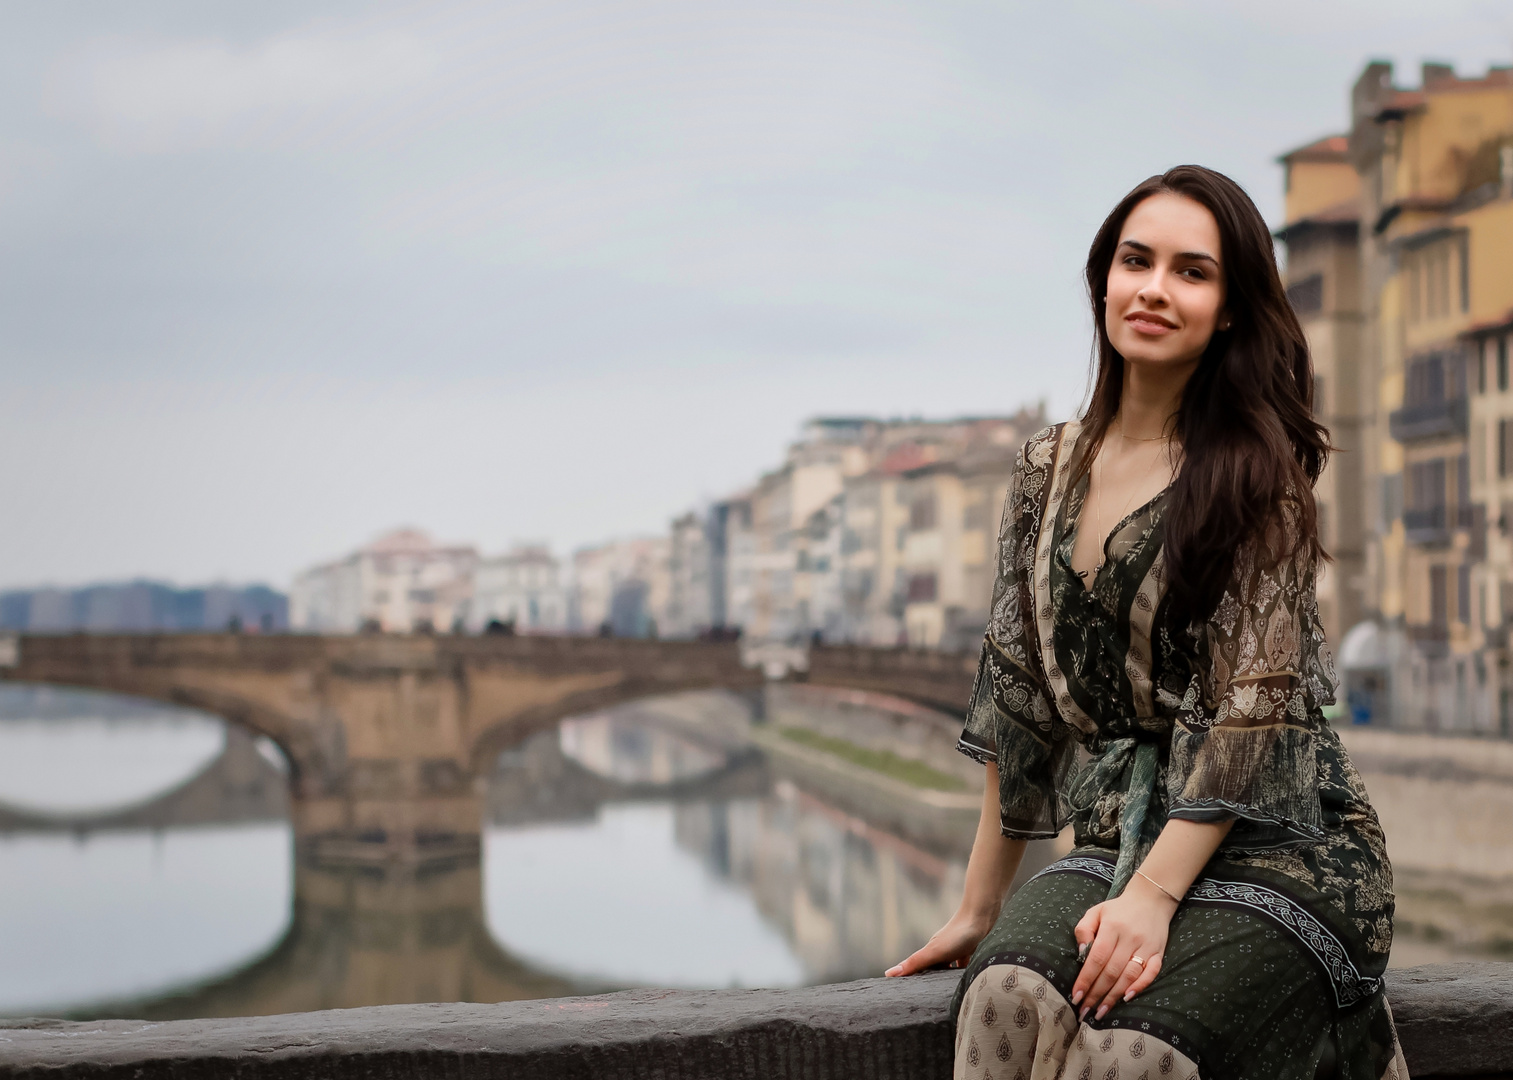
[0,965,1509,1079]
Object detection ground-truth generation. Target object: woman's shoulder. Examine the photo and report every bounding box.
[1016,421,1072,473]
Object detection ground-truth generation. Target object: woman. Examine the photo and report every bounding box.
[887,166,1405,1080]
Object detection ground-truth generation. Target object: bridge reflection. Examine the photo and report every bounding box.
[96,862,585,1021]
[4,686,1002,1019]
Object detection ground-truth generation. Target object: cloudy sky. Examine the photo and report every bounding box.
[1,1,1509,588]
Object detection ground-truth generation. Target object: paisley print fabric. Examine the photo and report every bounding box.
[954,423,1404,1079]
[951,860,1409,1080]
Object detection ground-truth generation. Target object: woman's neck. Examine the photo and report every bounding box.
[1115,358,1194,441]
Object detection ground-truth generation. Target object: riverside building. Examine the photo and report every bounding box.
[1278,61,1513,730]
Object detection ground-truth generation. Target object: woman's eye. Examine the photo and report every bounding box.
[1123,255,1146,268]
[1180,267,1206,280]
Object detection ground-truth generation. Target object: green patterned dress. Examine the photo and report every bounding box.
[950,422,1407,1080]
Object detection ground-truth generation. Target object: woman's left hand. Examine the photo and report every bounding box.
[1070,885,1177,1021]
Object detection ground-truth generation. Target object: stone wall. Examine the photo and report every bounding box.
[2,966,1509,1079]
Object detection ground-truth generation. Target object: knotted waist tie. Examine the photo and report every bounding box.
[1070,734,1163,900]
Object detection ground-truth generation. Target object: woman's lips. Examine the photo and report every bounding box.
[1125,313,1176,335]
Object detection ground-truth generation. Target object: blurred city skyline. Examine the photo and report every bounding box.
[1,1,1510,588]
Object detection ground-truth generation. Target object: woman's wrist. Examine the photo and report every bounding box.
[955,898,1001,935]
[1127,869,1182,914]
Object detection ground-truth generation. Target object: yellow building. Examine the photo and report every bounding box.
[1275,135,1366,646]
[1280,61,1513,729]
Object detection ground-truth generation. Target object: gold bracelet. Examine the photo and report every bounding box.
[1133,867,1182,905]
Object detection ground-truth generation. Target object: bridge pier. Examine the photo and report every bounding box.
[291,794,485,866]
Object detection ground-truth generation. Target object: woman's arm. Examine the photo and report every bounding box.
[1070,817,1234,1018]
[886,762,1025,977]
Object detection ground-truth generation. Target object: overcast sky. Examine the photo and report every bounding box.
[1,1,1509,588]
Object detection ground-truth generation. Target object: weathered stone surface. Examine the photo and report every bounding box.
[1388,963,1513,1078]
[3,966,1511,1079]
[0,974,958,1080]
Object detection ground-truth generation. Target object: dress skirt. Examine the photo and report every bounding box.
[951,850,1409,1080]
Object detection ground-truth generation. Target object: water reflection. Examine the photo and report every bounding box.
[0,823,292,1015]
[0,686,227,815]
[676,785,965,983]
[485,802,806,988]
[559,711,726,785]
[0,685,1007,1017]
[481,699,978,988]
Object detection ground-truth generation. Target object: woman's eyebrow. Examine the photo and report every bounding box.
[1118,238,1218,266]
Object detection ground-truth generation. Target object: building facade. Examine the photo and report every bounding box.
[664,410,1043,648]
[1279,61,1513,730]
[290,529,478,633]
[468,545,568,633]
[570,536,672,637]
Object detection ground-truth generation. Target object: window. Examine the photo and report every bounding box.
[1501,336,1511,392]
[1406,458,1448,530]
[906,573,938,603]
[1501,420,1512,478]
[1460,234,1471,313]
[1381,473,1403,528]
[909,493,937,531]
[1313,375,1327,418]
[1407,253,1421,323]
[1434,245,1452,318]
[1286,274,1323,315]
[1458,563,1472,624]
[1430,565,1448,628]
[1405,354,1447,406]
[1475,421,1488,483]
[1409,459,1446,510]
[1424,249,1438,320]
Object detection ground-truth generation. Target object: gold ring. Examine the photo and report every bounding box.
[1129,955,1145,966]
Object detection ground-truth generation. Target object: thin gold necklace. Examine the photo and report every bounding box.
[1076,421,1171,582]
[1115,418,1173,443]
[1077,448,1143,582]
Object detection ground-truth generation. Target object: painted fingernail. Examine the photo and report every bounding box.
[1123,991,1134,1002]
[1071,990,1083,1006]
[1077,943,1088,960]
[1079,1006,1089,1022]
[1095,1005,1108,1021]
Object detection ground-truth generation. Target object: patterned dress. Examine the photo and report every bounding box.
[950,422,1408,1080]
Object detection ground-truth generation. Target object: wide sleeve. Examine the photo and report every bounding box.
[1164,514,1336,849]
[957,430,1078,839]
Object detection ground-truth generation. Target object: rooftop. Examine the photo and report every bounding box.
[1277,134,1349,165]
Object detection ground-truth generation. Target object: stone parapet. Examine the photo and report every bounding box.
[2,965,1509,1079]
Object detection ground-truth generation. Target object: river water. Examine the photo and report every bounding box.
[12,683,1494,1020]
[0,685,971,1018]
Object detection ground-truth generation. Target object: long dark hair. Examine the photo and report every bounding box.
[1079,165,1330,622]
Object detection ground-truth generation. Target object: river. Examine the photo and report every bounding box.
[0,684,971,1018]
[4,683,1500,1020]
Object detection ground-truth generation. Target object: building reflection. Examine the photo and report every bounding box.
[5,688,1014,1018]
[672,786,967,983]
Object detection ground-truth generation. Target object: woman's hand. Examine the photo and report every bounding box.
[886,909,991,977]
[1070,876,1177,1019]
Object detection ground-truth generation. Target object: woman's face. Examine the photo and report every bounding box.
[1104,192,1228,370]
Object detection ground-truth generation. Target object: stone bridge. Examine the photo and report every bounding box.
[0,633,972,862]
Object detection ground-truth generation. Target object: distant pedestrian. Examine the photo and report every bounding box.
[888,166,1406,1079]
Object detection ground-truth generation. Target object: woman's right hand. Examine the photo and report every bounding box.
[885,910,990,977]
